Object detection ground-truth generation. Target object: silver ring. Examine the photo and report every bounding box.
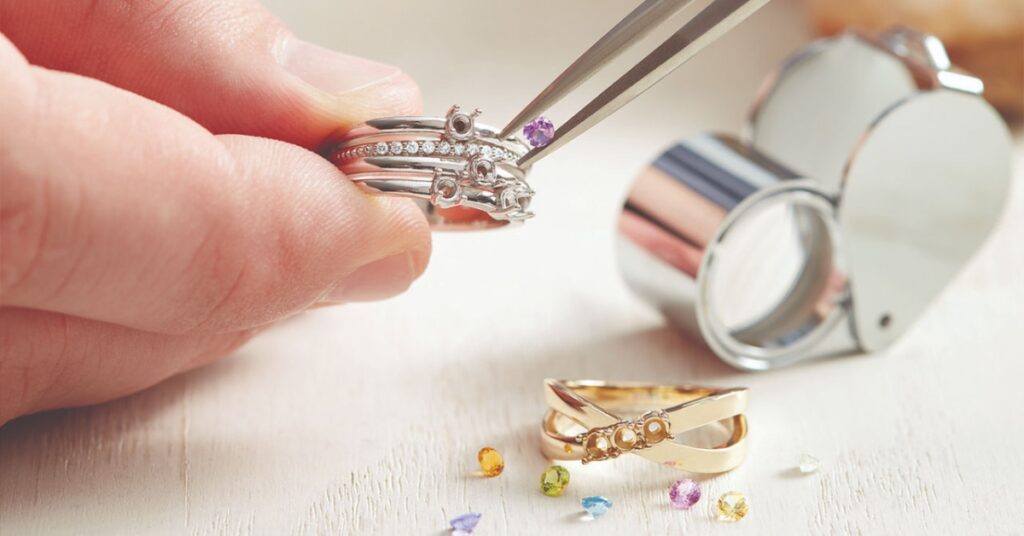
[326,106,534,229]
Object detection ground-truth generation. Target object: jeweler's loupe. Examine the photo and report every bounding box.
[617,28,1013,371]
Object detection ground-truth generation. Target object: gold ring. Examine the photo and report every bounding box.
[540,379,749,473]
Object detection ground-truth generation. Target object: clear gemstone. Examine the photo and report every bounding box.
[375,142,388,155]
[453,143,466,156]
[523,116,555,148]
[716,491,749,521]
[421,140,436,154]
[449,512,481,534]
[540,465,570,497]
[581,496,612,518]
[668,479,701,510]
[648,421,662,433]
[467,144,479,155]
[798,453,820,474]
[438,141,452,155]
[404,141,419,154]
[480,146,493,158]
[389,141,403,154]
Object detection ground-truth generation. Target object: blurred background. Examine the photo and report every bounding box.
[805,0,1023,117]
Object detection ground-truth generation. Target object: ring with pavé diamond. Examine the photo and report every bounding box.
[324,105,534,230]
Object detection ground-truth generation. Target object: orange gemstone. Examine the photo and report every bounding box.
[478,447,504,477]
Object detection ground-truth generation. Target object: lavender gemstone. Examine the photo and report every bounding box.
[523,116,555,148]
[449,512,482,534]
[668,479,701,510]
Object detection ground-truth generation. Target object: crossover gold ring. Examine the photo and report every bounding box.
[539,379,749,473]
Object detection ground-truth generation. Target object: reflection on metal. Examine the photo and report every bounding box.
[618,29,1013,370]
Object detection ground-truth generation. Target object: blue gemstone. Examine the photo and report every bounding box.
[581,496,613,518]
[449,512,482,533]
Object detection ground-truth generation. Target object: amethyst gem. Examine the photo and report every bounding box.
[449,512,482,534]
[668,479,702,510]
[523,116,555,148]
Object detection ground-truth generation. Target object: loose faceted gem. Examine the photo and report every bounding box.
[477,447,504,477]
[668,479,701,510]
[449,512,482,534]
[716,491,749,521]
[540,465,570,497]
[581,496,613,518]
[421,140,436,154]
[374,142,388,155]
[798,453,820,474]
[523,116,555,148]
[389,141,403,154]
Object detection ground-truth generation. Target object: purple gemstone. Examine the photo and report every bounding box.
[449,512,482,534]
[523,116,555,148]
[668,479,701,510]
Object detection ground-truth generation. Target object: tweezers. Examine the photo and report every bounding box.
[501,0,772,168]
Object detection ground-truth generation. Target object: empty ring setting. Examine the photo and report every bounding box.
[540,379,750,473]
[325,106,534,229]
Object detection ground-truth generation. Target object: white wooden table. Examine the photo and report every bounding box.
[2,1,1022,534]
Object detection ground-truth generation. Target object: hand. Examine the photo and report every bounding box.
[0,0,432,425]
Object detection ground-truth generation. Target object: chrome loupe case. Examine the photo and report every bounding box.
[617,28,1013,370]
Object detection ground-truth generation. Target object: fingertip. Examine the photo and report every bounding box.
[313,72,425,141]
[278,36,423,129]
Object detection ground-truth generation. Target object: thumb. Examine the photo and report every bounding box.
[0,0,421,148]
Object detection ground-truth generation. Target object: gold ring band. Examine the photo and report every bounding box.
[540,379,749,473]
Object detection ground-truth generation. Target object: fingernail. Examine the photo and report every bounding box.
[278,37,401,95]
[324,250,427,303]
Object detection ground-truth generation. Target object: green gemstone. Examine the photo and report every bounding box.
[540,465,570,497]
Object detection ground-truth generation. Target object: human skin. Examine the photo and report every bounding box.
[0,0,432,425]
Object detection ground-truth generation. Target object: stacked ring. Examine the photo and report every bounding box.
[324,105,534,229]
[540,379,749,473]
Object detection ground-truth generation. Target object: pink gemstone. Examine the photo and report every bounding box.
[668,479,701,509]
[523,116,555,148]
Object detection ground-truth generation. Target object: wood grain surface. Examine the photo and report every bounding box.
[2,1,1022,534]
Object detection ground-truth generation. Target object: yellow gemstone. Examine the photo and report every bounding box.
[716,491,749,521]
[477,447,504,477]
[563,444,573,455]
[540,465,570,497]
